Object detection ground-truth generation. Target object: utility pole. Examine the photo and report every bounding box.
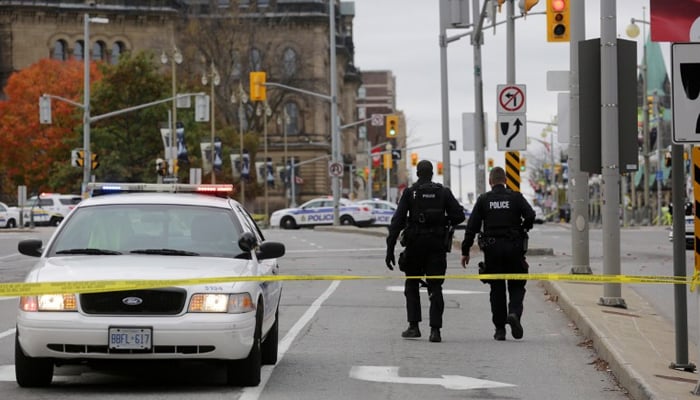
[599,0,625,308]
[569,0,592,274]
[329,0,341,226]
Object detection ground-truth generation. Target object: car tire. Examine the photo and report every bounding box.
[6,219,16,228]
[226,302,262,387]
[50,216,62,226]
[340,215,355,226]
[15,332,53,388]
[261,308,279,365]
[280,216,297,230]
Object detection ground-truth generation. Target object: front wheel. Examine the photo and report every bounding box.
[340,215,355,226]
[280,216,297,230]
[261,309,279,365]
[6,219,16,228]
[15,333,53,387]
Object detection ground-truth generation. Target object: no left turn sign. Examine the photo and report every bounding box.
[497,84,527,114]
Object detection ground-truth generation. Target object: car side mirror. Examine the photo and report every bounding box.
[257,242,285,260]
[18,239,42,257]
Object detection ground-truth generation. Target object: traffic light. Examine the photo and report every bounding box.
[546,0,569,42]
[385,114,399,138]
[90,153,99,170]
[647,95,656,118]
[665,152,672,168]
[73,149,85,167]
[520,156,526,171]
[437,161,443,175]
[411,152,418,167]
[487,158,494,171]
[156,158,167,176]
[249,71,267,101]
[173,159,179,175]
[363,167,369,180]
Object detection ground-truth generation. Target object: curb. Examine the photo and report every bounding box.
[541,281,658,400]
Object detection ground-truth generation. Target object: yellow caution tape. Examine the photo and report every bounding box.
[0,272,696,298]
[691,270,700,293]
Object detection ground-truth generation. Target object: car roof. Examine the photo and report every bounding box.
[78,192,236,209]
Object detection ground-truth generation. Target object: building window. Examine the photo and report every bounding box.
[74,41,84,60]
[249,48,262,71]
[52,40,68,61]
[282,47,297,77]
[111,42,124,64]
[92,41,106,61]
[258,0,269,7]
[284,102,300,135]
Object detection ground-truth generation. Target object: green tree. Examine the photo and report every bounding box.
[89,51,171,182]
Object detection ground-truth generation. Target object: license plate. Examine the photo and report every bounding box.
[108,327,152,350]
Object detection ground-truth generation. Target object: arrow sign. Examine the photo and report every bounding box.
[350,366,516,390]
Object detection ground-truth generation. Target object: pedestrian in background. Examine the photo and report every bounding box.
[460,166,535,341]
[385,160,465,343]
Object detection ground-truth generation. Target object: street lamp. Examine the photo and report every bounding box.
[231,83,248,205]
[626,9,651,224]
[385,143,392,201]
[160,46,183,179]
[257,101,272,221]
[202,62,220,184]
[277,108,294,207]
[81,13,109,196]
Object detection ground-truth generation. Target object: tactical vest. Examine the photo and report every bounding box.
[482,188,522,238]
[408,182,447,228]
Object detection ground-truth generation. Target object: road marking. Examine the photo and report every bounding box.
[0,328,15,340]
[386,286,486,295]
[350,366,515,390]
[240,280,341,400]
[0,253,19,260]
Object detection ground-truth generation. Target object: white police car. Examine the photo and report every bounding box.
[356,199,397,226]
[270,197,374,229]
[15,182,285,387]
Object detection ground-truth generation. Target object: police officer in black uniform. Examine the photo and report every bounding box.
[460,166,535,341]
[385,160,465,343]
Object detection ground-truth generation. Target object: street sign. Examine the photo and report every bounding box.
[497,84,526,114]
[672,43,700,143]
[496,114,527,151]
[328,161,343,177]
[371,114,384,126]
[449,140,457,150]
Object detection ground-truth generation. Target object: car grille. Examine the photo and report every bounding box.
[46,344,216,355]
[80,288,187,315]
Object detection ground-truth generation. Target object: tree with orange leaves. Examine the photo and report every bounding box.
[0,58,102,200]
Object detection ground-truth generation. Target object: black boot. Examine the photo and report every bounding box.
[429,328,441,343]
[493,327,506,341]
[507,313,523,339]
[401,323,421,339]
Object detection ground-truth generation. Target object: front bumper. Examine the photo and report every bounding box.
[17,311,256,361]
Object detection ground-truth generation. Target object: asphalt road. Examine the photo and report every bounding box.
[0,225,632,399]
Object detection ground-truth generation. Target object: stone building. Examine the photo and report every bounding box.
[0,0,367,213]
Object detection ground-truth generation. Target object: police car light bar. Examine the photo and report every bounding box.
[87,182,234,196]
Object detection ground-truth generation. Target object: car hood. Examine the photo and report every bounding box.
[27,255,252,283]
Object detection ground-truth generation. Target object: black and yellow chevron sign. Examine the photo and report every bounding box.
[694,147,700,275]
[505,151,521,192]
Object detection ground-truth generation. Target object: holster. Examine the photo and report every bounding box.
[398,251,408,272]
[443,225,455,252]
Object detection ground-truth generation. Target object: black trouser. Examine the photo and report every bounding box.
[402,244,447,328]
[483,238,527,329]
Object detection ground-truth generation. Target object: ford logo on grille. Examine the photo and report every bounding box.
[122,297,143,306]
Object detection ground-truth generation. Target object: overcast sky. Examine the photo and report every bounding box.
[351,0,670,201]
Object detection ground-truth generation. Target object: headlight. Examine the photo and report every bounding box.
[188,293,255,313]
[20,294,77,312]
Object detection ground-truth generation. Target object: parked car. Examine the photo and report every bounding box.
[270,197,374,229]
[0,201,20,228]
[15,182,285,387]
[668,215,694,250]
[356,199,396,226]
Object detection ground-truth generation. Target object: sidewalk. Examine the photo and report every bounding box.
[317,225,700,400]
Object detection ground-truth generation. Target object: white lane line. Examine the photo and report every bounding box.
[0,253,19,260]
[0,328,15,341]
[240,280,341,400]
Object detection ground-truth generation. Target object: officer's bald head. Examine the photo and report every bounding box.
[489,167,506,186]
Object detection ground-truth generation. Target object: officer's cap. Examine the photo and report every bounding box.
[416,160,433,178]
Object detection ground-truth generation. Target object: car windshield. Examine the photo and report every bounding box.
[49,204,244,258]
